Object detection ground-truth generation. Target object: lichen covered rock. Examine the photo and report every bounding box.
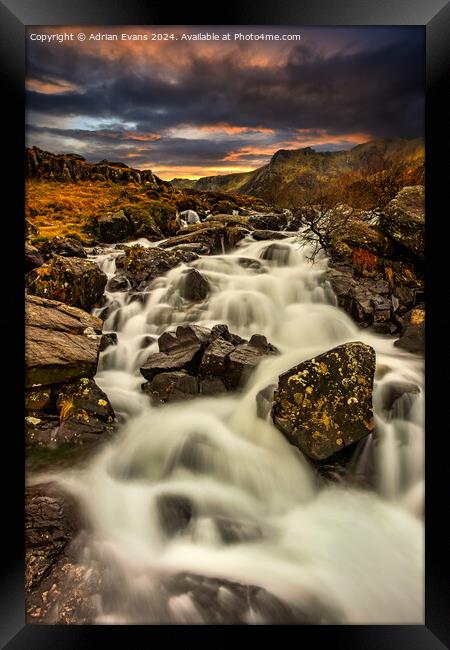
[26,255,107,310]
[115,245,198,291]
[272,342,376,460]
[394,306,425,354]
[379,186,425,261]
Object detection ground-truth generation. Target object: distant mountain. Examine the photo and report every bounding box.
[171,138,424,204]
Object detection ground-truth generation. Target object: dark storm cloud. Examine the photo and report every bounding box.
[26,27,424,176]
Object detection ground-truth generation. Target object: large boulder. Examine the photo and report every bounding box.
[39,236,87,260]
[331,220,394,258]
[26,295,103,387]
[26,255,107,310]
[178,268,210,301]
[379,186,425,262]
[114,245,198,291]
[98,210,133,243]
[248,213,288,231]
[272,342,376,460]
[394,306,425,354]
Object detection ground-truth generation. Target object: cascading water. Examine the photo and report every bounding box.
[46,235,424,624]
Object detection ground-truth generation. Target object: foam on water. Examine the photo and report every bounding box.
[51,235,424,623]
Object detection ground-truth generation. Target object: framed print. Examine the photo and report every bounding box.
[0,0,449,647]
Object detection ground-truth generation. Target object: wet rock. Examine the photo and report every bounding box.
[25,386,52,412]
[379,186,425,262]
[140,327,205,381]
[272,342,376,460]
[26,378,115,447]
[26,295,102,387]
[159,223,249,255]
[172,242,211,255]
[163,572,314,624]
[261,243,291,265]
[25,414,60,447]
[98,299,121,321]
[178,268,210,301]
[98,210,133,243]
[380,381,420,412]
[237,257,265,271]
[199,337,236,379]
[26,553,103,624]
[210,323,245,346]
[248,213,288,231]
[115,245,198,290]
[252,230,292,241]
[142,371,199,404]
[166,433,216,474]
[25,242,44,273]
[25,482,79,592]
[141,325,277,397]
[327,264,392,328]
[199,376,228,395]
[394,306,425,354]
[99,332,118,352]
[107,274,130,292]
[157,494,193,536]
[256,384,276,419]
[39,236,87,260]
[214,516,262,544]
[226,335,278,389]
[26,255,107,311]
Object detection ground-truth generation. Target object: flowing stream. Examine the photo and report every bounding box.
[51,235,424,624]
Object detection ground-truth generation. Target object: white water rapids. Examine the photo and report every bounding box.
[50,235,424,624]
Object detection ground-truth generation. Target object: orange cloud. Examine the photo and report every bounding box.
[198,124,275,135]
[26,77,80,94]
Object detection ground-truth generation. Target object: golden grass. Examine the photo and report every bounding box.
[25,179,155,241]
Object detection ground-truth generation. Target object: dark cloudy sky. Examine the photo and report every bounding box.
[25,26,424,180]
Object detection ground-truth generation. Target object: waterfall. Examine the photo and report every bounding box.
[54,235,424,624]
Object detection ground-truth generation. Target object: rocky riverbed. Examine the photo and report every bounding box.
[24,188,425,624]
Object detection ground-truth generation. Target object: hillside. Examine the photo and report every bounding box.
[171,138,425,205]
[25,148,271,242]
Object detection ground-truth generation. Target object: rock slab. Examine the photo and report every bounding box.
[272,342,376,460]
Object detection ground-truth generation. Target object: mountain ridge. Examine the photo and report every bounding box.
[170,138,424,203]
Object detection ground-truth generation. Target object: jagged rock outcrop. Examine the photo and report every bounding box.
[26,146,162,187]
[272,342,376,460]
[26,255,107,310]
[140,324,278,403]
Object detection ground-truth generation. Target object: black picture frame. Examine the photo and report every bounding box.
[1,0,449,647]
